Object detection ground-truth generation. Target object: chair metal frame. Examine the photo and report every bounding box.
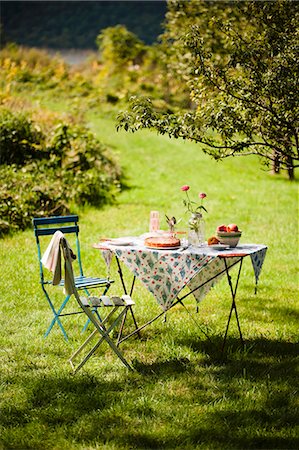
[33,215,113,340]
[59,236,133,372]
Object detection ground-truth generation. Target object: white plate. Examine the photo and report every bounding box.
[208,244,230,250]
[108,238,134,246]
[145,245,181,250]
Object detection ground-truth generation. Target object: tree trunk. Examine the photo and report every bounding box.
[286,154,295,180]
[286,154,294,180]
[272,150,280,174]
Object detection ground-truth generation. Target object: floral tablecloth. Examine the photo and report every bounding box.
[97,240,267,311]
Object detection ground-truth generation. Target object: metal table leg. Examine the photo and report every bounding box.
[115,256,141,341]
[221,257,245,351]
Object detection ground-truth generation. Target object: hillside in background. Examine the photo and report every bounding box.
[1,0,167,49]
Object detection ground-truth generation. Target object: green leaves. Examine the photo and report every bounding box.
[0,109,123,236]
[118,0,299,179]
[96,25,146,68]
[0,109,45,165]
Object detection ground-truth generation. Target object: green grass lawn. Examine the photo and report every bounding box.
[0,104,298,450]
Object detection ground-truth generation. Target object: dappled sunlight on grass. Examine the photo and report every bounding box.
[1,97,298,449]
[1,331,298,449]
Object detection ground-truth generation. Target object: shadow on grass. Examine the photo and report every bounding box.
[132,356,191,376]
[1,336,298,449]
[179,333,299,358]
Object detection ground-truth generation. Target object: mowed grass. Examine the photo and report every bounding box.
[0,105,298,450]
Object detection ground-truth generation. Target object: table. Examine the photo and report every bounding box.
[94,239,267,349]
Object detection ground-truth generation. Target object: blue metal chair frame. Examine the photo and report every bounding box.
[33,215,113,340]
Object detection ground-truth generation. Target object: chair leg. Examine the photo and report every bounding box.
[42,286,70,340]
[116,305,141,345]
[69,306,132,373]
[81,283,112,332]
[81,308,105,333]
[71,326,132,374]
[73,307,117,358]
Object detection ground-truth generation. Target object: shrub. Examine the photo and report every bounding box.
[46,123,123,206]
[0,108,45,165]
[0,112,123,236]
[0,163,69,235]
[0,44,68,89]
[0,44,58,70]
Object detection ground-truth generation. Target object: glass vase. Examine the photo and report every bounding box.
[188,213,205,246]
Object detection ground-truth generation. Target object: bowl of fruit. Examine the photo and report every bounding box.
[216,224,242,247]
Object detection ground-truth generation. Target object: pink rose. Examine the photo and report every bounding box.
[181,185,190,191]
[199,192,207,199]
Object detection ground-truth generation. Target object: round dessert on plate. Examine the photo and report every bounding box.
[144,235,180,249]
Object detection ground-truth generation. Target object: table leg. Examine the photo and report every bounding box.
[222,257,244,351]
[116,255,128,294]
[118,308,167,344]
[115,256,141,341]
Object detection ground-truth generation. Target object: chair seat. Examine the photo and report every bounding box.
[80,294,135,308]
[59,276,113,290]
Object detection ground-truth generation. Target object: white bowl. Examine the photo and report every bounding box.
[216,231,242,248]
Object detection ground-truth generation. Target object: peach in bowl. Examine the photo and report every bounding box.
[216,224,242,247]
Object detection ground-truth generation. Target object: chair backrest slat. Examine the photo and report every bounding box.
[34,225,79,237]
[33,215,79,226]
[33,215,84,281]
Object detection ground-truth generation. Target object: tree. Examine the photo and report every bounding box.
[117,0,299,179]
[160,0,244,98]
[96,24,146,70]
[96,25,147,98]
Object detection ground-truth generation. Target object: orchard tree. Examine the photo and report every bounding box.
[117,0,299,179]
[160,0,244,100]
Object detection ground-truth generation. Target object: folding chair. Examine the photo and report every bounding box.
[59,234,133,372]
[33,215,113,340]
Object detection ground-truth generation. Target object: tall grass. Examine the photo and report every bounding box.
[0,107,298,450]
